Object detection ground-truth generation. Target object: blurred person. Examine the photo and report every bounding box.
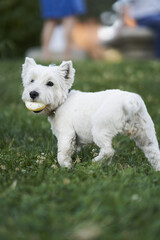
[72,19,106,59]
[113,0,160,58]
[39,0,86,60]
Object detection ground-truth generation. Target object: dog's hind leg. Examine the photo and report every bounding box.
[140,143,160,171]
[130,108,160,171]
[91,104,123,164]
[91,126,116,164]
[92,134,115,164]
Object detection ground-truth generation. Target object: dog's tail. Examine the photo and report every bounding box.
[123,93,144,118]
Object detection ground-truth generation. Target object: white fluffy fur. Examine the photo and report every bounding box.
[22,57,160,170]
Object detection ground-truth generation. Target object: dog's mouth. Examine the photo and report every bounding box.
[33,109,43,113]
[25,101,47,113]
[33,105,53,115]
[24,101,53,115]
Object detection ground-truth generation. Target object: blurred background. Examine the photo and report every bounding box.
[0,0,158,62]
[1,2,160,239]
[0,0,113,59]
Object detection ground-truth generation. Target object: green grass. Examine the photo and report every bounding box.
[0,59,160,240]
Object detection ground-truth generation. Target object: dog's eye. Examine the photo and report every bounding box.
[46,81,54,87]
[31,79,34,83]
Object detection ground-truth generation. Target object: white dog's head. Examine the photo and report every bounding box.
[22,57,75,115]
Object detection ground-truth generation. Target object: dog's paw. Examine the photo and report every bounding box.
[154,164,160,171]
[92,156,102,163]
[60,161,72,169]
[92,155,113,166]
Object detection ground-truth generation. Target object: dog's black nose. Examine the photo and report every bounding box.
[30,91,39,99]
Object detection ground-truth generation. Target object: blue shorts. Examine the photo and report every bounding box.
[40,0,86,19]
[136,14,160,58]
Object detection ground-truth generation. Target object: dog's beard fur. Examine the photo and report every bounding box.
[22,88,68,116]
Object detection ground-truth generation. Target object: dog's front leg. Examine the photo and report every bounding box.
[57,134,76,169]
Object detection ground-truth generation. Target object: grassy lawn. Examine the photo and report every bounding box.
[0,59,160,240]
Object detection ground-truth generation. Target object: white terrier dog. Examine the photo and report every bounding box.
[22,57,160,170]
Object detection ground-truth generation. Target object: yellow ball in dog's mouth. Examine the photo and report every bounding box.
[25,101,46,112]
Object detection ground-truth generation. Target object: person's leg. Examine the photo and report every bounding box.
[41,19,56,61]
[63,16,76,59]
[137,15,160,58]
[154,28,160,58]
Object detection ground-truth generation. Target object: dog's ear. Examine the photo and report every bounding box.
[60,61,75,88]
[22,57,36,79]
